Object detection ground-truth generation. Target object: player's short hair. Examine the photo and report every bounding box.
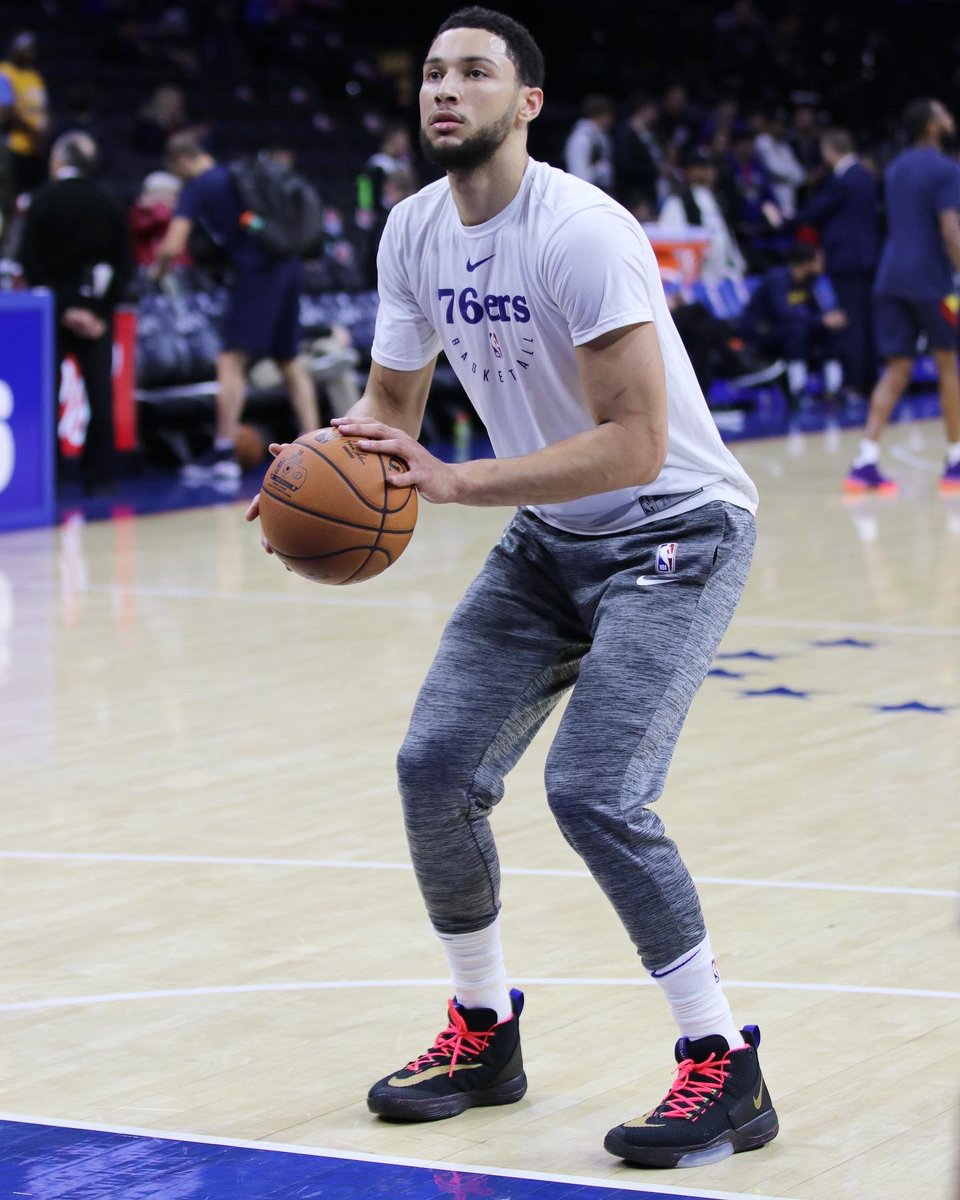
[433,7,545,88]
[821,128,854,157]
[902,98,936,145]
[165,132,205,164]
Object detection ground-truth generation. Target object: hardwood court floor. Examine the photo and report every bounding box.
[1,417,957,1200]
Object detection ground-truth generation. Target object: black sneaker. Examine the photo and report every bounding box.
[604,1025,779,1168]
[367,989,527,1121]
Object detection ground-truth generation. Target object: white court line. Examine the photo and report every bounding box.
[0,850,955,899]
[0,1111,796,1200]
[8,578,960,636]
[1,976,958,1013]
[889,445,941,474]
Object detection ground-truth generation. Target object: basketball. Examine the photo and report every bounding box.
[234,423,268,471]
[258,428,418,584]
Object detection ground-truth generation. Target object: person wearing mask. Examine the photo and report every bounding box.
[19,132,132,495]
[845,99,960,494]
[129,170,185,267]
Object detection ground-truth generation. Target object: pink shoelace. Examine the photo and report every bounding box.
[660,1050,732,1119]
[407,999,499,1078]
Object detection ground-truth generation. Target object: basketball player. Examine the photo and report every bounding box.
[247,6,778,1169]
[844,98,960,495]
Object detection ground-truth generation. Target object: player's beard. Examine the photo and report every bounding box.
[419,103,515,172]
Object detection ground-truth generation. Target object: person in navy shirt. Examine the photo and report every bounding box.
[845,99,960,494]
[153,133,318,484]
[796,128,881,396]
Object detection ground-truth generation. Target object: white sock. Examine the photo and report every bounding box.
[824,359,843,395]
[946,441,960,467]
[214,436,235,452]
[434,916,512,1022]
[787,360,807,397]
[853,438,879,467]
[651,934,745,1049]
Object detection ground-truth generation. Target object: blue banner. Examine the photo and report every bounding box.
[0,290,56,531]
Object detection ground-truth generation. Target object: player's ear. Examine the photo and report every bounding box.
[517,86,543,126]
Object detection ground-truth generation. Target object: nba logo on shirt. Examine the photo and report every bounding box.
[489,331,504,359]
[656,543,678,574]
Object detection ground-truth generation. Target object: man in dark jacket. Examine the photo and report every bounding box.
[19,131,132,494]
[797,129,881,395]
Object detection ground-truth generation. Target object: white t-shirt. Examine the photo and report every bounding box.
[371,157,758,535]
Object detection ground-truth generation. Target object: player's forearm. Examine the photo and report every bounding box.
[451,420,666,507]
[342,362,433,440]
[343,392,422,439]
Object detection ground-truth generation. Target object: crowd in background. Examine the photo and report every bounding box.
[0,0,958,487]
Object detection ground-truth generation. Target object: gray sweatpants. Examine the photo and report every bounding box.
[396,501,756,971]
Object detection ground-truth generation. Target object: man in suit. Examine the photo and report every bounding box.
[614,93,661,220]
[19,131,132,494]
[796,129,881,395]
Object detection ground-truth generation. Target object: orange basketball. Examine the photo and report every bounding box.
[234,423,268,471]
[258,429,418,584]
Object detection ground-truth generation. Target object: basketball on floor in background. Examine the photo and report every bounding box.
[234,424,269,471]
[258,429,418,585]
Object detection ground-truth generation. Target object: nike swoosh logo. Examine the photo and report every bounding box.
[636,576,681,587]
[624,1110,665,1128]
[753,1082,764,1110]
[387,1063,483,1087]
[466,254,496,272]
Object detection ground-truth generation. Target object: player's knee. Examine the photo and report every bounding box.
[397,727,465,799]
[543,745,590,831]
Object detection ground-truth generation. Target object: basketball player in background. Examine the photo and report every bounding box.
[247,5,778,1169]
[845,98,960,494]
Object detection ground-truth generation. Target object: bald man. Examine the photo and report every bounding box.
[19,131,132,494]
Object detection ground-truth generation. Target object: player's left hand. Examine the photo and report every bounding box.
[331,417,460,504]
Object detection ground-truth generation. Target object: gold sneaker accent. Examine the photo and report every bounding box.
[388,1063,484,1088]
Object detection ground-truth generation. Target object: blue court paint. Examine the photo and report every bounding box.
[811,638,876,649]
[714,650,779,662]
[740,687,811,699]
[873,700,951,714]
[0,1120,748,1200]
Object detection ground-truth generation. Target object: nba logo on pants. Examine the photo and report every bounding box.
[656,542,678,574]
